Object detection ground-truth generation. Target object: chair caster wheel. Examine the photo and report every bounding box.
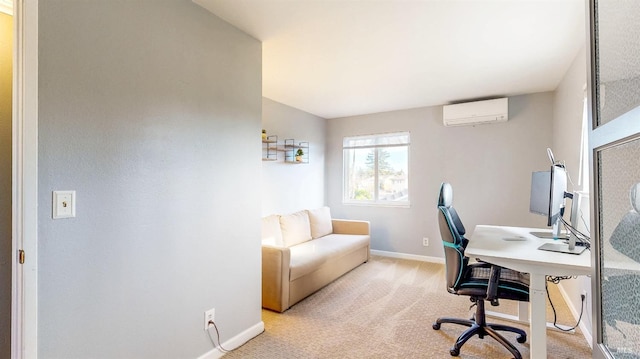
[432,323,441,330]
[450,347,460,356]
[516,334,527,343]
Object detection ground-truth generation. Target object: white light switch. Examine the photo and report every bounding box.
[53,191,76,219]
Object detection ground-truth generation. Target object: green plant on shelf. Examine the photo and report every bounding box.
[295,148,304,161]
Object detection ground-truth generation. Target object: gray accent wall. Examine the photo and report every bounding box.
[261,98,326,216]
[38,1,262,358]
[0,11,12,359]
[327,93,554,257]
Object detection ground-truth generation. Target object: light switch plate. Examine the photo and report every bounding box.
[53,191,76,219]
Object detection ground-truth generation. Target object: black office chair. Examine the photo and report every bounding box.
[432,182,530,359]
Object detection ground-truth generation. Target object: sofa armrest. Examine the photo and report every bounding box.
[261,244,291,312]
[332,219,370,235]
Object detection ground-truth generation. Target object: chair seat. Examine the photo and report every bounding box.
[456,264,530,302]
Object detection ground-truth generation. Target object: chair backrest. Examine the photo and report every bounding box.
[437,183,469,292]
[610,183,640,263]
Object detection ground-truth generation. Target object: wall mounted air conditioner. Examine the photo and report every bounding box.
[442,98,508,127]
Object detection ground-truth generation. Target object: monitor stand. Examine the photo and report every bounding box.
[538,242,586,255]
[536,191,587,255]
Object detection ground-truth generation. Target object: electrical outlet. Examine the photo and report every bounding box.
[581,290,587,301]
[423,237,429,246]
[204,308,215,330]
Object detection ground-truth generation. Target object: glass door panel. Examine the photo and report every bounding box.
[593,0,640,127]
[590,1,640,357]
[596,137,640,357]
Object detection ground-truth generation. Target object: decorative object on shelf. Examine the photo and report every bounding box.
[284,139,309,164]
[262,134,278,161]
[262,129,267,140]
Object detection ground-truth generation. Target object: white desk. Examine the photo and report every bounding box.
[466,225,592,359]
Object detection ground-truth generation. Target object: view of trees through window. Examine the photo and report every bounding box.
[343,132,409,205]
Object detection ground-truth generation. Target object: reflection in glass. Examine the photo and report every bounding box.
[598,137,640,356]
[594,0,640,126]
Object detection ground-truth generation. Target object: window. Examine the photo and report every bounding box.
[343,132,409,206]
[578,95,590,193]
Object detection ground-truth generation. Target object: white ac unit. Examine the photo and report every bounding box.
[442,98,508,127]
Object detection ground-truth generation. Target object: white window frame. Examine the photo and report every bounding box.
[342,132,410,207]
[578,94,590,193]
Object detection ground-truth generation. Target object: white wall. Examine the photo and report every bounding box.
[553,46,588,190]
[261,97,326,215]
[326,93,554,257]
[38,1,262,358]
[552,45,593,341]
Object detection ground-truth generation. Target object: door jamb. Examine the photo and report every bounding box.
[11,0,38,358]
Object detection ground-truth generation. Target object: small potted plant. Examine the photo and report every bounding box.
[295,148,304,162]
[262,129,267,140]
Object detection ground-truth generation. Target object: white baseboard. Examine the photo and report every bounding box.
[371,249,445,264]
[197,321,265,359]
[557,284,592,348]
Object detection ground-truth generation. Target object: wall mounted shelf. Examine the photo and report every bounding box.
[262,135,278,161]
[284,139,309,164]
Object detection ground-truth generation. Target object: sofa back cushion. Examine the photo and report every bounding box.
[307,206,333,239]
[261,215,284,247]
[280,210,312,247]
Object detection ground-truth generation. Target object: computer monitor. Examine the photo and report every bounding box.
[529,167,566,237]
[529,171,551,217]
[529,164,585,254]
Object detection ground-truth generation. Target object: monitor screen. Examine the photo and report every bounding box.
[529,165,568,226]
[529,171,550,216]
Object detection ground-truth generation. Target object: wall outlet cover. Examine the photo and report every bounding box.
[53,190,76,219]
[204,308,215,330]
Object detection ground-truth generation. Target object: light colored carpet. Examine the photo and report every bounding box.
[225,255,592,358]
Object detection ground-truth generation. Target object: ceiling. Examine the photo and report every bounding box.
[195,0,586,119]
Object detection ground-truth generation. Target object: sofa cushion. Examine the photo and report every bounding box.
[307,206,333,239]
[289,234,370,281]
[261,215,284,247]
[280,210,312,247]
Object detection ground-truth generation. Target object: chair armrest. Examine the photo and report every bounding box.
[332,219,370,235]
[486,265,502,306]
[261,244,291,312]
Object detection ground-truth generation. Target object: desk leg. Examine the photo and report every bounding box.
[529,273,547,359]
[518,301,529,321]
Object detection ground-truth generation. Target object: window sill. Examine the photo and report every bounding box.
[342,201,411,208]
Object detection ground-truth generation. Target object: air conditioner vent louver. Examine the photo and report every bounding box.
[443,98,508,127]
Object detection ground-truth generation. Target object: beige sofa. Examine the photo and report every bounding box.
[261,207,370,312]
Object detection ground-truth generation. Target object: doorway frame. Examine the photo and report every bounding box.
[11,0,38,358]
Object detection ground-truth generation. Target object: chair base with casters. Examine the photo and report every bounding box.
[433,297,526,358]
